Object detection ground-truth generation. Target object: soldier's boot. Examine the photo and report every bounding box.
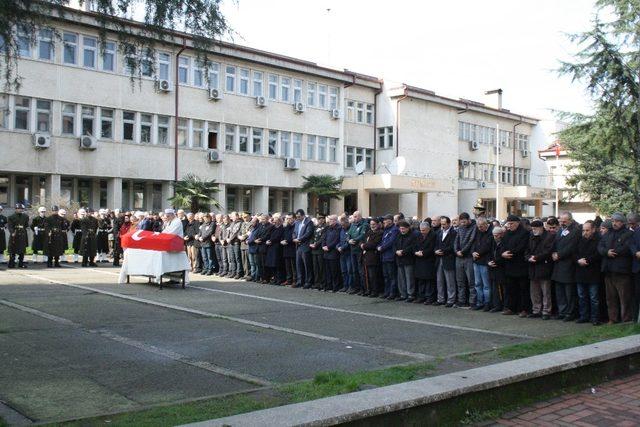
[89,257,98,267]
[47,259,53,268]
[81,255,88,267]
[54,257,61,267]
[8,253,15,269]
[18,255,27,268]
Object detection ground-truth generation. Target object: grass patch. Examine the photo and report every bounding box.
[497,323,640,360]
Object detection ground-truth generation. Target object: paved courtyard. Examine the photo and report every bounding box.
[0,265,590,423]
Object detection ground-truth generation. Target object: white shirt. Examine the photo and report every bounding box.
[441,227,450,241]
[162,217,184,237]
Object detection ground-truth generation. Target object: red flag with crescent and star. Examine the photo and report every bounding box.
[121,230,185,252]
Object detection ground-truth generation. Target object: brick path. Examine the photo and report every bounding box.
[490,372,640,426]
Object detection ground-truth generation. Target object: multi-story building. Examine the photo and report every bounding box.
[0,6,557,219]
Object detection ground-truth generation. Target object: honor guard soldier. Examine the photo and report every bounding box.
[31,206,48,263]
[70,212,82,263]
[59,209,70,262]
[45,206,66,268]
[8,203,29,268]
[80,208,99,267]
[96,209,111,263]
[0,205,7,264]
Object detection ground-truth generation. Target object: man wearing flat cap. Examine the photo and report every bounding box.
[8,203,29,268]
[500,214,530,316]
[598,213,634,323]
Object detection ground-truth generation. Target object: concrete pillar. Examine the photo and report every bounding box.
[46,174,61,206]
[534,199,542,218]
[235,187,243,213]
[417,192,428,220]
[217,183,226,213]
[357,188,370,217]
[294,190,307,214]
[496,197,508,221]
[275,190,283,213]
[31,176,42,207]
[253,186,269,215]
[91,179,101,209]
[8,174,16,207]
[330,197,343,215]
[161,181,173,209]
[107,177,122,210]
[144,181,154,211]
[128,180,135,211]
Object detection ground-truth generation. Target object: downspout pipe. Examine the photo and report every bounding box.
[372,82,383,173]
[395,86,409,158]
[512,116,523,186]
[174,38,187,183]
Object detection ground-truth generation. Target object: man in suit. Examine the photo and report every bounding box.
[526,220,555,319]
[293,209,314,288]
[321,215,341,292]
[435,216,457,307]
[551,212,581,321]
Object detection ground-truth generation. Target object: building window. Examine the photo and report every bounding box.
[294,79,303,103]
[378,126,393,149]
[0,94,8,128]
[238,126,249,153]
[207,121,219,149]
[366,104,374,124]
[100,108,113,139]
[102,41,116,72]
[139,51,153,78]
[123,111,135,141]
[280,131,291,157]
[252,71,263,97]
[239,68,249,95]
[62,103,75,135]
[329,138,337,162]
[38,29,54,61]
[365,148,373,170]
[318,85,327,109]
[225,124,236,151]
[36,100,51,132]
[178,118,188,146]
[193,60,205,87]
[225,65,236,92]
[345,146,354,168]
[17,26,31,58]
[140,113,152,144]
[208,62,219,89]
[318,136,327,161]
[280,77,291,103]
[82,36,97,68]
[356,102,364,123]
[252,128,262,154]
[81,106,95,136]
[355,147,364,165]
[307,135,316,160]
[157,116,169,145]
[346,101,355,122]
[157,52,171,81]
[517,133,529,151]
[307,82,316,107]
[329,87,338,110]
[268,130,278,156]
[63,32,77,64]
[192,119,204,148]
[268,74,278,101]
[178,57,190,84]
[292,133,302,159]
[14,96,30,130]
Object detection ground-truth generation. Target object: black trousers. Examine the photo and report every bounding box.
[365,264,380,295]
[504,275,530,313]
[312,252,325,288]
[324,258,340,291]
[296,249,313,287]
[416,278,436,302]
[284,257,296,283]
[555,281,578,318]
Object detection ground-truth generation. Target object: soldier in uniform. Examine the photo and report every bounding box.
[96,209,111,263]
[45,206,66,268]
[8,203,29,268]
[31,206,48,263]
[79,208,99,267]
[112,209,124,267]
[0,205,7,264]
[59,208,70,262]
[70,212,82,263]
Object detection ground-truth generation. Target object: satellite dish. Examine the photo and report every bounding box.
[388,156,406,175]
[354,161,366,175]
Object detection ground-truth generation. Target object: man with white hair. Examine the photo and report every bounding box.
[31,206,48,263]
[162,208,183,237]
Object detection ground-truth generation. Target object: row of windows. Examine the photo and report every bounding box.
[458,160,530,185]
[344,146,374,171]
[346,100,374,125]
[16,26,344,111]
[458,121,530,151]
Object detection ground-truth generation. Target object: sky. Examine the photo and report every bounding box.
[219,0,597,121]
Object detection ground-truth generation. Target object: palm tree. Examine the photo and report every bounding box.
[168,174,221,213]
[301,174,345,215]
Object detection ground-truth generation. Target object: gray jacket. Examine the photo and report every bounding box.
[454,223,477,257]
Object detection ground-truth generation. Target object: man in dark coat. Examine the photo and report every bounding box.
[347,211,369,294]
[525,220,555,319]
[265,215,284,284]
[0,205,7,264]
[8,203,29,268]
[500,214,530,316]
[281,214,297,285]
[293,209,315,289]
[394,220,418,302]
[377,214,399,299]
[576,220,602,325]
[628,213,640,321]
[112,210,124,267]
[197,214,215,275]
[551,212,581,321]
[45,206,66,268]
[598,212,634,323]
[471,217,493,310]
[361,218,383,297]
[31,206,48,263]
[79,208,98,267]
[321,215,342,292]
[454,212,477,307]
[310,215,326,290]
[435,216,457,307]
[488,226,507,312]
[414,221,437,304]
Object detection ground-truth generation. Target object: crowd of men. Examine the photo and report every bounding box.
[2,203,640,326]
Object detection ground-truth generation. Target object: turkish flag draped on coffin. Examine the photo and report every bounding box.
[121,230,185,252]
